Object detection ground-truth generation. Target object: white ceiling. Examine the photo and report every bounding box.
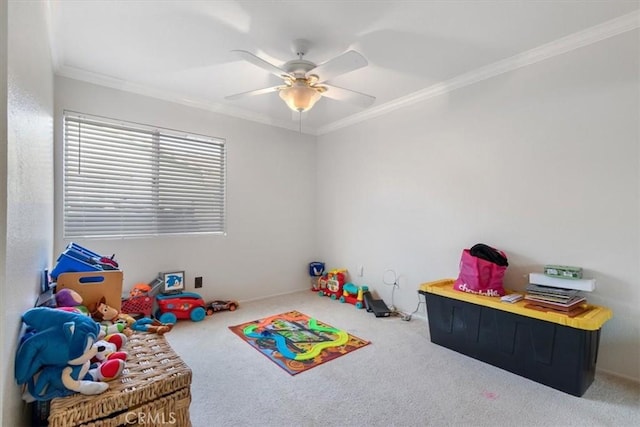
[48,1,639,135]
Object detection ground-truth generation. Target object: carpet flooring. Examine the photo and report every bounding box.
[166,290,640,427]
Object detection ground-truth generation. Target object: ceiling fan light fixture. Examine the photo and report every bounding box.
[279,80,322,112]
[228,46,375,115]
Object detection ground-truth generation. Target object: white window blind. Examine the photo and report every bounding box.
[63,111,226,238]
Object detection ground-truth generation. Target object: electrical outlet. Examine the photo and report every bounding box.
[358,265,364,277]
[194,276,203,288]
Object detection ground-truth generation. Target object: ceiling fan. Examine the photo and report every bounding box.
[226,39,375,113]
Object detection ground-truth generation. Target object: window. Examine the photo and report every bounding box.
[63,111,226,238]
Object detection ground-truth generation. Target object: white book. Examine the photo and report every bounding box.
[529,273,595,292]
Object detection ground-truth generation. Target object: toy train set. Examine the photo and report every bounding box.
[312,267,389,315]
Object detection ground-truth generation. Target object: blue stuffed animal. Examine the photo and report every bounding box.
[15,307,101,384]
[25,362,109,401]
[15,307,122,401]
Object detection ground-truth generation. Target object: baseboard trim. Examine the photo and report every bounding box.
[238,287,310,305]
[596,367,640,384]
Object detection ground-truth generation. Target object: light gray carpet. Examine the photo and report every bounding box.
[166,291,640,427]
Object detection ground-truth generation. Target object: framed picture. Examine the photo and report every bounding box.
[162,271,185,294]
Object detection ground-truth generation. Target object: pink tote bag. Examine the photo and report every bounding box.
[454,248,507,297]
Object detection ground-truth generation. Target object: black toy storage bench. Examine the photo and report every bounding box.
[419,279,612,397]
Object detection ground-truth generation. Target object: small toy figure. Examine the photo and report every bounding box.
[129,283,151,299]
[131,318,173,335]
[89,297,136,336]
[54,288,90,315]
[309,261,325,291]
[55,288,83,308]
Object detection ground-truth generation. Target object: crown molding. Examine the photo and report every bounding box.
[45,1,62,71]
[316,9,640,135]
[54,65,310,134]
[52,9,639,137]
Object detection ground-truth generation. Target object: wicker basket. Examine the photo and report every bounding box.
[48,333,192,427]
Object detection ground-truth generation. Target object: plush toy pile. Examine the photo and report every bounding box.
[56,289,173,336]
[55,289,134,336]
[16,288,175,401]
[15,307,129,401]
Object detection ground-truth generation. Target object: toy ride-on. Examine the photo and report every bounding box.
[340,283,369,309]
[155,292,207,324]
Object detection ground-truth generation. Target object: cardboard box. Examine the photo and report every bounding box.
[529,272,595,292]
[56,270,123,311]
[544,264,583,279]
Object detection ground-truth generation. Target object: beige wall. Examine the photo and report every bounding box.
[0,0,8,421]
[3,1,55,425]
[317,30,640,381]
[54,77,317,303]
[2,6,638,426]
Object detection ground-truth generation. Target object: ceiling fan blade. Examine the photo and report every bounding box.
[225,86,281,101]
[231,50,291,78]
[310,50,368,83]
[321,84,375,108]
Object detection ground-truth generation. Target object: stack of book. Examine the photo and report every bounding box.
[524,284,585,310]
[524,267,594,316]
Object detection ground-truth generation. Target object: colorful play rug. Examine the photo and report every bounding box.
[229,310,370,375]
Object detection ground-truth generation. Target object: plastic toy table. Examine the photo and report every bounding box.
[419,279,612,397]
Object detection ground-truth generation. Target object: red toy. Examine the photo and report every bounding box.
[317,269,348,300]
[206,300,239,316]
[155,292,206,324]
[121,283,155,318]
[339,283,368,309]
